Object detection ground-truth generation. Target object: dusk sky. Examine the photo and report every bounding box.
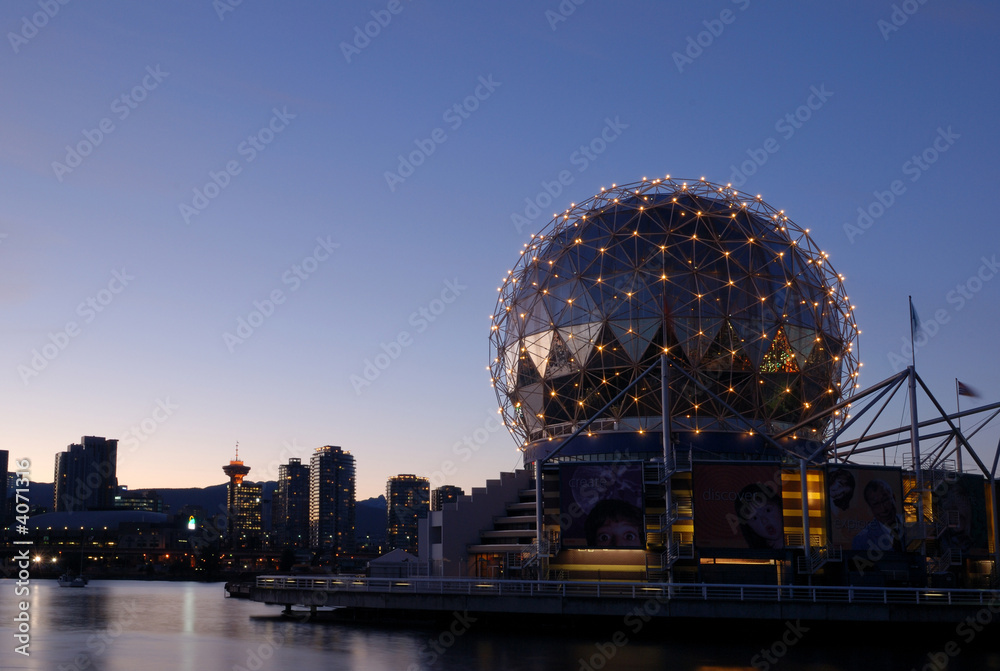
[3,1,999,499]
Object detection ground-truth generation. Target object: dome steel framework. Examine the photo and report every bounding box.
[489,176,861,449]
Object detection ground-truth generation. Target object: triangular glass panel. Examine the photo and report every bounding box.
[701,321,754,372]
[609,318,661,363]
[784,324,818,370]
[731,318,779,369]
[502,345,519,386]
[545,330,577,379]
[517,381,546,433]
[515,345,541,387]
[558,321,602,368]
[520,297,552,338]
[523,330,554,378]
[760,326,800,374]
[672,316,722,365]
[545,279,598,327]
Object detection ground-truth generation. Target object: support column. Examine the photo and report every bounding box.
[800,458,810,557]
[908,366,926,557]
[661,352,673,584]
[534,458,543,582]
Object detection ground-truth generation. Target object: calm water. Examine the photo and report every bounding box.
[1,579,998,671]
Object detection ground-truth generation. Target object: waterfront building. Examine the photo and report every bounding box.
[53,436,118,512]
[431,485,464,511]
[386,474,428,554]
[420,176,1000,588]
[275,457,310,548]
[309,445,356,555]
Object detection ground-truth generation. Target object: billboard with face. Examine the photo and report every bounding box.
[932,473,988,555]
[827,466,905,552]
[692,464,784,550]
[558,462,644,549]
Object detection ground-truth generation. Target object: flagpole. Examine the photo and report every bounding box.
[955,378,963,473]
[908,296,917,369]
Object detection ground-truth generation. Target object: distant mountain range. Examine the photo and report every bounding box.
[17,481,387,541]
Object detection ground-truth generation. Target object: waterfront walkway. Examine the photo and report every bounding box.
[250,575,1000,624]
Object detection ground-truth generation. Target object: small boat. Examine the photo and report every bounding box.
[58,573,88,588]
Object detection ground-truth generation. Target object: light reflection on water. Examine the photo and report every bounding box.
[0,580,998,671]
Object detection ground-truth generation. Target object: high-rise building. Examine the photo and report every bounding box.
[222,447,262,550]
[53,436,118,512]
[0,449,8,501]
[275,458,310,548]
[309,446,356,555]
[386,474,429,554]
[231,482,263,550]
[431,485,464,511]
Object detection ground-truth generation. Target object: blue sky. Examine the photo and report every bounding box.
[2,1,999,498]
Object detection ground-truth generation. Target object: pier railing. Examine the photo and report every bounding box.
[255,575,999,606]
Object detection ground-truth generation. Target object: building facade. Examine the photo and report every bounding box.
[229,481,263,550]
[309,445,356,555]
[420,177,1000,588]
[431,485,464,511]
[386,474,429,554]
[275,458,310,548]
[114,488,165,513]
[53,436,118,512]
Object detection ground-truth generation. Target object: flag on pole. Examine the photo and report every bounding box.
[957,380,979,398]
[909,296,921,334]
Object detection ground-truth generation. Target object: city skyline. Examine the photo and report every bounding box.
[2,3,999,500]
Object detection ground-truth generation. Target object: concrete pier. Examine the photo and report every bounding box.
[249,575,1000,624]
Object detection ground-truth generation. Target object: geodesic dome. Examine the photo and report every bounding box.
[489,177,860,449]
